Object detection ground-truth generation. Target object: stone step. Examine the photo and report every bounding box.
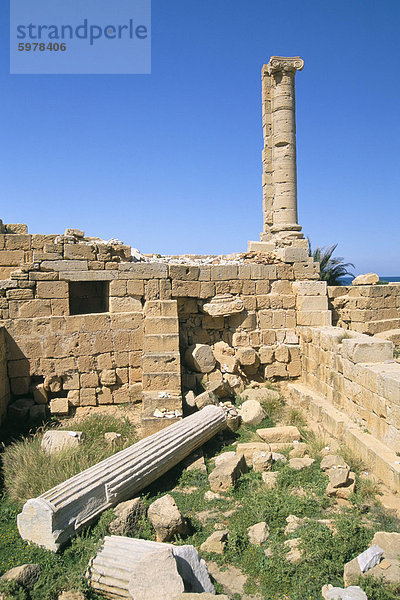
[288,382,400,493]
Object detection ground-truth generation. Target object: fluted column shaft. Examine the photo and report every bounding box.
[17,406,226,551]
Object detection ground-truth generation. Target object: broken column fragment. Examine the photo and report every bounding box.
[17,405,226,551]
[86,535,215,599]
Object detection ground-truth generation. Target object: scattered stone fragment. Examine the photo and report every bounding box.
[206,562,247,597]
[49,397,69,415]
[128,547,184,600]
[379,559,392,570]
[58,592,86,600]
[256,426,300,444]
[241,387,281,403]
[264,547,273,558]
[200,530,228,554]
[185,450,207,473]
[104,432,121,444]
[357,544,384,573]
[184,390,196,409]
[148,494,188,542]
[41,430,85,455]
[109,497,146,536]
[196,510,221,526]
[352,273,379,285]
[214,451,236,466]
[262,471,279,488]
[238,399,266,426]
[289,442,308,458]
[252,450,273,472]
[195,390,218,410]
[271,452,287,463]
[289,456,315,470]
[0,564,41,589]
[173,595,229,600]
[320,455,349,471]
[236,442,271,465]
[284,515,304,536]
[7,398,35,421]
[284,538,302,563]
[212,341,238,373]
[328,467,350,488]
[248,522,270,545]
[32,383,48,405]
[326,471,356,499]
[185,344,216,373]
[321,584,368,600]
[204,491,222,501]
[208,454,247,492]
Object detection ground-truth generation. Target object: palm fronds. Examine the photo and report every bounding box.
[307,240,355,286]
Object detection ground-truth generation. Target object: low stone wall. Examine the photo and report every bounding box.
[0,327,10,422]
[328,284,400,335]
[298,326,400,453]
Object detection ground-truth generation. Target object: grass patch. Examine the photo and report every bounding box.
[2,414,138,506]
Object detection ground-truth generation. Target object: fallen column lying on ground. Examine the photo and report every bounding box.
[86,535,215,599]
[17,405,226,551]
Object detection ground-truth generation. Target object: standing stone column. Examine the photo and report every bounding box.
[263,56,304,241]
[249,56,306,255]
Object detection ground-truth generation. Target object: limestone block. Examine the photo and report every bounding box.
[208,453,247,492]
[257,426,300,444]
[110,296,142,313]
[18,405,226,551]
[59,270,117,280]
[99,369,117,387]
[292,281,327,296]
[276,247,309,263]
[322,585,367,600]
[248,522,270,545]
[262,471,279,488]
[200,530,228,554]
[210,265,238,281]
[296,295,328,311]
[49,398,69,415]
[236,442,271,465]
[352,273,379,285]
[87,536,215,598]
[264,362,288,378]
[41,430,85,455]
[41,260,88,271]
[236,346,259,367]
[213,341,237,373]
[0,563,40,589]
[185,344,216,373]
[238,400,266,426]
[195,390,218,410]
[36,281,68,299]
[119,262,168,278]
[341,337,393,364]
[0,249,25,266]
[259,345,275,364]
[252,450,273,472]
[171,280,201,297]
[297,311,332,326]
[145,316,179,335]
[148,494,188,542]
[202,294,244,317]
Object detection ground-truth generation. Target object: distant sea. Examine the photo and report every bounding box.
[340,276,400,286]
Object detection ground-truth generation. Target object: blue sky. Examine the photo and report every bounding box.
[1,0,399,275]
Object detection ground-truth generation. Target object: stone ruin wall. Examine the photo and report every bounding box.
[0,220,336,424]
[328,284,400,336]
[0,327,10,423]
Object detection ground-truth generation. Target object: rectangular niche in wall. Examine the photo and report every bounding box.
[69,281,109,315]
